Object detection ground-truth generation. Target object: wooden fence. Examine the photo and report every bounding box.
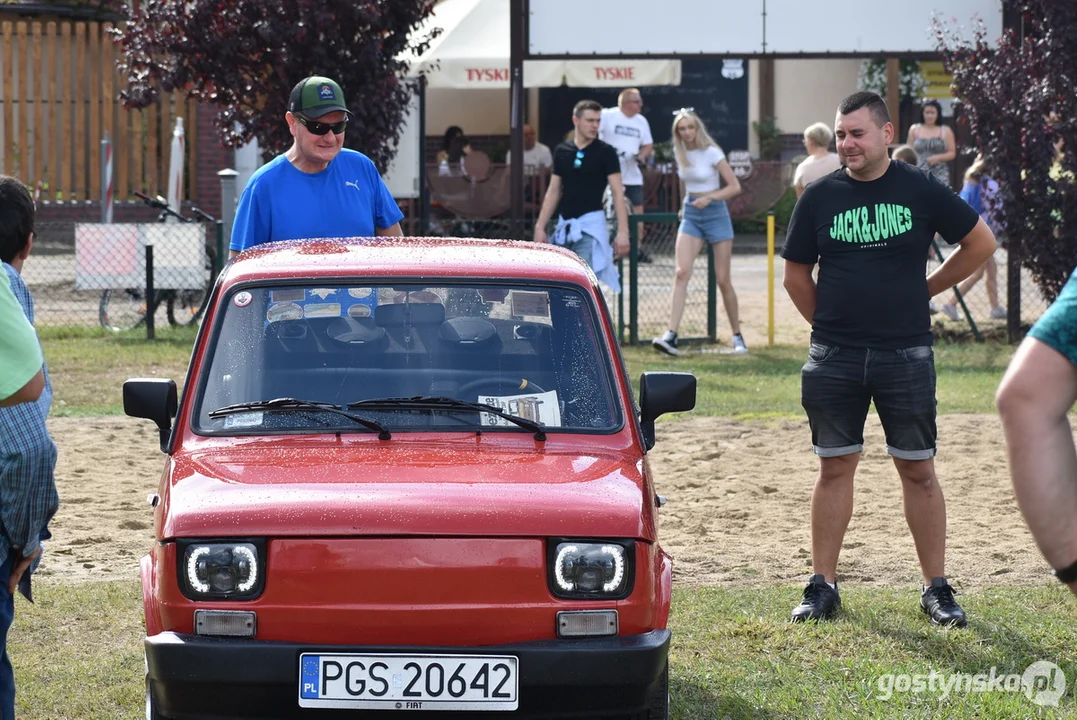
[0,18,196,203]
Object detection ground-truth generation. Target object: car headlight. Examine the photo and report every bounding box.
[178,540,264,600]
[548,540,633,599]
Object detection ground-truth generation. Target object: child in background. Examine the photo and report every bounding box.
[892,145,919,164]
[892,145,944,312]
[940,155,1006,321]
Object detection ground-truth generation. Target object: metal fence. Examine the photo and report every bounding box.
[618,212,717,346]
[25,220,220,336]
[21,217,1051,344]
[930,239,1052,342]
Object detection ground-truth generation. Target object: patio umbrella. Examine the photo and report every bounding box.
[166,117,185,223]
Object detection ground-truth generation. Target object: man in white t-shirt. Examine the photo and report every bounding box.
[505,124,553,176]
[600,89,654,260]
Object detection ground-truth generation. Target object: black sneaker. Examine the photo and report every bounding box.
[791,574,841,622]
[637,250,653,264]
[651,330,680,356]
[920,577,967,627]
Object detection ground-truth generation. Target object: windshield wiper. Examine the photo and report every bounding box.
[346,396,547,441]
[208,398,391,439]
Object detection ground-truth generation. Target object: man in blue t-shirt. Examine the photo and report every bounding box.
[229,76,404,257]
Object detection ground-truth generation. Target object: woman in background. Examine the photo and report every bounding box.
[652,110,744,356]
[793,122,841,197]
[907,100,956,187]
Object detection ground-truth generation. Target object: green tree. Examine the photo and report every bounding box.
[114,0,439,171]
[936,1,1076,300]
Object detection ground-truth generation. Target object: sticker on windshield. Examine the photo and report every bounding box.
[479,390,561,427]
[310,288,337,299]
[348,288,374,299]
[267,302,303,322]
[304,303,342,318]
[510,291,550,319]
[233,291,253,307]
[347,304,372,318]
[224,411,263,429]
[270,288,305,302]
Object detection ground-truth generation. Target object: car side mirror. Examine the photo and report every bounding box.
[124,378,178,453]
[639,372,696,451]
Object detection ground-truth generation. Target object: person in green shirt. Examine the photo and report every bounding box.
[0,271,43,407]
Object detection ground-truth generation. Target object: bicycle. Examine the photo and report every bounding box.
[98,192,217,332]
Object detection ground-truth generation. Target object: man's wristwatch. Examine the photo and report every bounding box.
[1051,557,1077,584]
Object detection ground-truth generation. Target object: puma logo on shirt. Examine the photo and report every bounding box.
[345,180,361,192]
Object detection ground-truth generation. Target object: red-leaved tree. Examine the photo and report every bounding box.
[113,0,439,171]
[936,1,1076,301]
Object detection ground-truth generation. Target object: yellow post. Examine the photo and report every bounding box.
[767,212,775,346]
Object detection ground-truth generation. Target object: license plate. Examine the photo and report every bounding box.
[298,653,519,711]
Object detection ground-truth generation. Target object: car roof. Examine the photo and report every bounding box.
[222,237,600,287]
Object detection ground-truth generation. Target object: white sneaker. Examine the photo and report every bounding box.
[652,330,680,356]
[989,306,1007,320]
[731,333,749,354]
[941,303,961,321]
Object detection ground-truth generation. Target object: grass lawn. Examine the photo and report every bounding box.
[621,342,1014,418]
[9,581,1075,719]
[40,325,198,417]
[39,326,1014,417]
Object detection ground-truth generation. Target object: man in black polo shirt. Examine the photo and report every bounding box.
[781,91,996,626]
[534,99,629,292]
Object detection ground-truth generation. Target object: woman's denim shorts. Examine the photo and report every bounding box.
[679,197,734,243]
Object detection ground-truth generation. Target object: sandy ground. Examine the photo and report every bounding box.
[39,413,1056,593]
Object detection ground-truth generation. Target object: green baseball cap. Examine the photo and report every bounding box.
[288,76,351,119]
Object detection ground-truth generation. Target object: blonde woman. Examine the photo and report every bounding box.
[793,122,841,197]
[652,110,744,355]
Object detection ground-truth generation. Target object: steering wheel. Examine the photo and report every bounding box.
[457,377,546,398]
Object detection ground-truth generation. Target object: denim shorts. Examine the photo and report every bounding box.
[623,185,644,207]
[679,198,734,244]
[562,231,595,268]
[801,343,937,460]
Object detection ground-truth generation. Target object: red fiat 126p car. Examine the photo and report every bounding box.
[124,237,695,719]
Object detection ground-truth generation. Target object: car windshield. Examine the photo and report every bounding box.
[194,283,622,434]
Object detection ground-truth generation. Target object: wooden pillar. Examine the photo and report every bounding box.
[508,0,525,238]
[886,58,901,142]
[759,58,775,122]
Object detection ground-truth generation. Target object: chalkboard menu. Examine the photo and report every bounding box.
[537,58,750,154]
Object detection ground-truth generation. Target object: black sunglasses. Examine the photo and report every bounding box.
[296,115,348,136]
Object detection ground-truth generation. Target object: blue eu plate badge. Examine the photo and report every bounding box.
[300,656,320,699]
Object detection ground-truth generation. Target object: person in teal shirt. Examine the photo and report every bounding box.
[997,266,1077,597]
[0,275,42,407]
[0,174,59,720]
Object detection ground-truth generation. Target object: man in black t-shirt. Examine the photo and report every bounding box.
[534,99,629,292]
[781,91,996,627]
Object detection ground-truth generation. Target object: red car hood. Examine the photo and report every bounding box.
[161,439,653,541]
